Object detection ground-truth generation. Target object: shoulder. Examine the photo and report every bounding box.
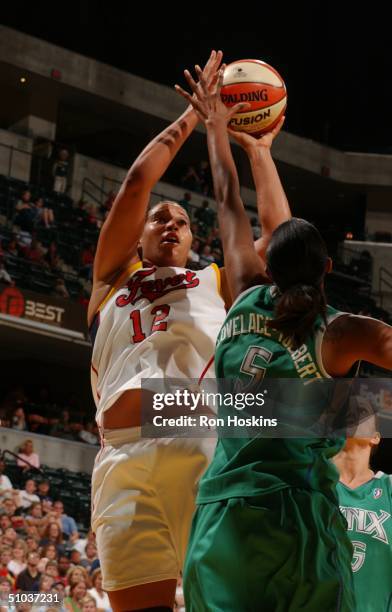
[88,258,141,326]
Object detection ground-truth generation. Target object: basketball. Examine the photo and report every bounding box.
[221,59,287,137]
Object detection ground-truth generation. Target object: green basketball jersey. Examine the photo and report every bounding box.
[337,472,392,612]
[198,284,346,504]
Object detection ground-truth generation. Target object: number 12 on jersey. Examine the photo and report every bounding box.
[130,305,171,343]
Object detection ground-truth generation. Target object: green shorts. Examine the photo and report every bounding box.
[184,488,355,612]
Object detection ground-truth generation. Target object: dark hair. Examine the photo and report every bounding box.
[266,218,328,348]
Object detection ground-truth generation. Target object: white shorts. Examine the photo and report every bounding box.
[91,427,215,591]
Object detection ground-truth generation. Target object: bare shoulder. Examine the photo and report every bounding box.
[87,281,112,328]
[87,259,139,327]
[323,313,392,375]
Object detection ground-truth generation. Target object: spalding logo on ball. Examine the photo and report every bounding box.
[221,59,287,137]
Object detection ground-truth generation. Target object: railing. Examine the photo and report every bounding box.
[0,140,48,185]
[1,449,44,474]
[379,266,392,309]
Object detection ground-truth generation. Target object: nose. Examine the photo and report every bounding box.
[166,218,179,231]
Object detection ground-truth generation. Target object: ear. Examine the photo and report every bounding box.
[325,257,333,274]
[370,431,381,446]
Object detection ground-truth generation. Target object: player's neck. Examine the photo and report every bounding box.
[334,447,374,489]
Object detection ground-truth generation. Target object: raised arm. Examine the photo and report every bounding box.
[94,51,222,284]
[229,125,291,263]
[176,67,266,299]
[323,314,392,375]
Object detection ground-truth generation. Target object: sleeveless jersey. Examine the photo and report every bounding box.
[198,284,348,504]
[337,472,392,612]
[91,261,226,424]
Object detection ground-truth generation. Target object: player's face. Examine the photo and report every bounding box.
[141,203,192,267]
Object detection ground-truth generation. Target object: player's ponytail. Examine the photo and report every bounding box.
[266,218,329,349]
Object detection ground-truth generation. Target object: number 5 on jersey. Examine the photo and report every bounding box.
[130,305,171,343]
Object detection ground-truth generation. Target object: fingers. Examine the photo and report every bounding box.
[183,69,200,96]
[228,102,251,119]
[216,67,225,95]
[271,115,286,136]
[194,64,208,95]
[174,84,206,120]
[174,84,194,104]
[202,49,216,73]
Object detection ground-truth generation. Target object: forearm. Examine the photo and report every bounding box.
[206,118,242,212]
[129,106,198,187]
[248,148,291,236]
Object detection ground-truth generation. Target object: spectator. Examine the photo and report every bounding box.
[178,192,192,216]
[25,502,50,533]
[25,239,45,265]
[0,261,12,285]
[15,551,41,592]
[10,406,28,431]
[69,549,82,567]
[37,544,58,574]
[64,581,88,612]
[0,461,13,500]
[80,543,97,573]
[0,516,11,531]
[52,278,69,299]
[80,596,97,612]
[195,199,215,229]
[17,440,40,471]
[0,500,24,533]
[37,480,52,502]
[66,566,89,592]
[17,480,40,510]
[57,554,70,585]
[39,573,54,593]
[44,560,60,582]
[0,576,12,607]
[53,502,78,540]
[39,523,65,556]
[52,149,70,194]
[15,191,36,232]
[25,536,39,553]
[52,579,66,600]
[73,529,94,557]
[7,540,27,577]
[0,547,13,582]
[44,241,60,271]
[34,197,55,229]
[4,238,20,258]
[16,228,33,252]
[88,569,111,612]
[78,422,99,445]
[187,238,201,266]
[49,409,73,440]
[3,529,16,546]
[199,245,215,267]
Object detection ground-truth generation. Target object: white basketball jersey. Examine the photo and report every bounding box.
[90,261,226,424]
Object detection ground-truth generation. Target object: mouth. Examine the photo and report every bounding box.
[161,233,180,245]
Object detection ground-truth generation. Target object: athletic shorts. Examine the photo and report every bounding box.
[91,427,215,591]
[184,488,355,612]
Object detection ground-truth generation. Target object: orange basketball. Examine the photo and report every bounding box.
[221,59,287,137]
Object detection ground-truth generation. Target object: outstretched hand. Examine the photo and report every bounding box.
[175,63,250,126]
[228,116,285,151]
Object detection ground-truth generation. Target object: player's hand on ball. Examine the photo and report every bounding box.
[228,116,285,151]
[175,66,250,125]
